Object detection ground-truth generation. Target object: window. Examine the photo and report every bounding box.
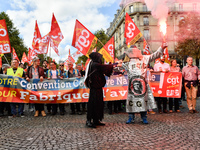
[143,4,148,12]
[129,5,134,13]
[144,29,150,40]
[143,16,149,26]
[131,17,134,22]
[179,4,183,11]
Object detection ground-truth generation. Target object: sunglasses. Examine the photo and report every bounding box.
[59,65,64,66]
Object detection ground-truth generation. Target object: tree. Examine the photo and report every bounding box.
[175,12,200,66]
[0,12,28,64]
[76,29,110,64]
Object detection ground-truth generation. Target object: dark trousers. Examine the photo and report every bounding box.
[47,104,52,112]
[169,98,180,111]
[82,103,86,110]
[70,103,81,112]
[35,104,44,111]
[155,97,167,111]
[0,102,11,115]
[108,101,119,113]
[52,104,65,113]
[10,103,24,115]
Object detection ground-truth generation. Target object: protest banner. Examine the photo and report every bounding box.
[0,74,128,103]
[148,72,182,98]
[0,72,182,103]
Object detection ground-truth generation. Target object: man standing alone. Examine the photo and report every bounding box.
[182,57,200,113]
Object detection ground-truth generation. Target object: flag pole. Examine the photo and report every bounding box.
[97,38,105,47]
[143,36,153,54]
[4,54,10,65]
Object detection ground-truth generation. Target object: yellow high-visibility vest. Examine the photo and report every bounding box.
[7,68,23,77]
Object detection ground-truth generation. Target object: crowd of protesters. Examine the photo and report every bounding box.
[0,54,199,125]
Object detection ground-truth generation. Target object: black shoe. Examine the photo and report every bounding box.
[86,121,96,128]
[163,109,168,113]
[193,110,199,113]
[108,110,112,115]
[189,110,194,114]
[158,109,162,114]
[77,111,82,115]
[114,109,118,113]
[94,121,105,126]
[60,112,64,115]
[70,111,75,115]
[51,112,56,115]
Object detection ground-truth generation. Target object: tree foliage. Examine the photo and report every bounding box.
[0,12,28,64]
[175,12,200,65]
[76,29,110,64]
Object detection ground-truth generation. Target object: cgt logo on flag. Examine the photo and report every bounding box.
[72,20,97,57]
[98,36,115,63]
[124,13,142,48]
[0,19,11,54]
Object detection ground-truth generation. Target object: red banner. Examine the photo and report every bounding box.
[148,72,182,98]
[21,52,28,64]
[49,13,64,56]
[0,19,11,54]
[32,20,41,54]
[143,38,150,55]
[124,13,142,48]
[0,72,182,103]
[12,47,19,61]
[72,20,97,57]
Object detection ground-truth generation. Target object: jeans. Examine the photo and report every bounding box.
[10,103,24,115]
[128,111,147,120]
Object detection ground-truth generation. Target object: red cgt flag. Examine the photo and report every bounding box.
[143,38,150,55]
[21,52,28,64]
[68,49,75,63]
[32,20,41,54]
[49,13,64,56]
[164,47,170,64]
[28,47,37,65]
[64,60,69,70]
[12,48,19,61]
[124,13,142,48]
[98,37,115,63]
[39,33,50,54]
[0,19,11,54]
[72,20,97,57]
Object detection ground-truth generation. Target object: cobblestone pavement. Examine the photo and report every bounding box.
[1,100,200,150]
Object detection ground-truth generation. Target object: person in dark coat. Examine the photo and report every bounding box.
[85,52,113,128]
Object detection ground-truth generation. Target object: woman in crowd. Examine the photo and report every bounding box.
[169,59,181,113]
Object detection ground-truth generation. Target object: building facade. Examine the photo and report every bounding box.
[107,1,200,63]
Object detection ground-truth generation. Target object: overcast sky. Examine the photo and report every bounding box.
[0,0,121,62]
